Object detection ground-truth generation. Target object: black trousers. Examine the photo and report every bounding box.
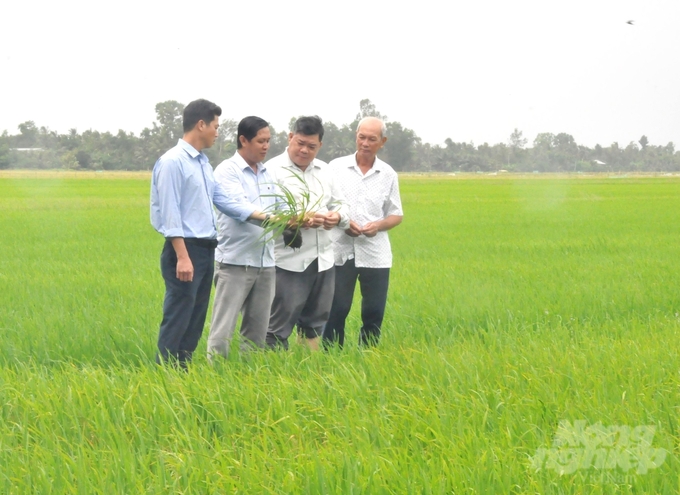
[323,258,390,348]
[157,240,215,366]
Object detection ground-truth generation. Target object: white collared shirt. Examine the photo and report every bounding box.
[266,150,350,272]
[329,153,403,268]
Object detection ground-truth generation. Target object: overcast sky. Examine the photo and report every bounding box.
[1,0,678,148]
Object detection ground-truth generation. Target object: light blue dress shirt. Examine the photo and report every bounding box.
[150,139,256,239]
[214,153,278,267]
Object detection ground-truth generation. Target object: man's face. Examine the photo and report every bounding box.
[240,127,271,165]
[198,116,220,149]
[287,132,322,169]
[356,120,387,159]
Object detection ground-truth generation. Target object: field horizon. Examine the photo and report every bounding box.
[4,169,680,181]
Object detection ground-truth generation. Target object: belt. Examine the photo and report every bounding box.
[183,237,218,249]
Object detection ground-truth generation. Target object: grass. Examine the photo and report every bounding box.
[1,173,680,493]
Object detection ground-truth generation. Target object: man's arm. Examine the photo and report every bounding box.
[170,237,193,282]
[212,166,268,222]
[359,172,403,237]
[152,157,185,238]
[152,158,195,282]
[360,215,403,237]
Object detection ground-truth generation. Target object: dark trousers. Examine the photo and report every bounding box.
[266,259,335,350]
[157,240,215,367]
[323,258,390,348]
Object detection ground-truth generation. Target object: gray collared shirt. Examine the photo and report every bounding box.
[214,152,277,267]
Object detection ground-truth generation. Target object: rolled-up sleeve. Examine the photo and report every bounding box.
[151,157,185,238]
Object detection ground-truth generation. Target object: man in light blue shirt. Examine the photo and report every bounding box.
[207,116,278,360]
[150,99,269,368]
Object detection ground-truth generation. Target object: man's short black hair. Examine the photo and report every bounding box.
[237,116,269,149]
[292,115,324,142]
[183,99,222,133]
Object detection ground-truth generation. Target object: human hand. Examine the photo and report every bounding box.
[176,256,194,282]
[361,222,379,237]
[296,212,314,229]
[345,220,362,237]
[323,211,340,230]
[307,212,326,229]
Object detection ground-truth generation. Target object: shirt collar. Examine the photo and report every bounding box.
[232,151,266,173]
[350,152,384,173]
[178,139,203,160]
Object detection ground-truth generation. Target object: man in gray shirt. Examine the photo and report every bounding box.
[207,116,278,360]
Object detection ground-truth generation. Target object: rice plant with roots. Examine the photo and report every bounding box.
[258,169,335,248]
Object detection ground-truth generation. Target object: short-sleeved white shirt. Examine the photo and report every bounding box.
[267,150,350,273]
[329,153,403,268]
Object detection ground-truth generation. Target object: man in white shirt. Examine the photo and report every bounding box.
[323,117,403,348]
[207,116,277,360]
[265,116,350,350]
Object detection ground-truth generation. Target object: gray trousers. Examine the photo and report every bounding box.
[266,259,335,349]
[207,263,276,360]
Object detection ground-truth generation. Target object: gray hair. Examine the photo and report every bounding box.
[357,117,387,138]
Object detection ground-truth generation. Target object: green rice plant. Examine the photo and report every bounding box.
[2,174,680,493]
[258,169,332,248]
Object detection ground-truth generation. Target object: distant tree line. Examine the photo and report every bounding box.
[1,99,678,172]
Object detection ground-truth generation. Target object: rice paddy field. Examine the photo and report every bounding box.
[1,171,680,494]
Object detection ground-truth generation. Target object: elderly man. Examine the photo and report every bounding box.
[150,99,269,368]
[265,116,349,350]
[322,117,403,348]
[207,116,277,360]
